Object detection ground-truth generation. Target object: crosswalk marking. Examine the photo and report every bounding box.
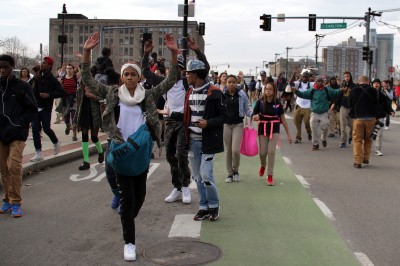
[168,214,201,238]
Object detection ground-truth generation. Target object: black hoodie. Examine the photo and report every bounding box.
[0,75,38,144]
[31,70,65,111]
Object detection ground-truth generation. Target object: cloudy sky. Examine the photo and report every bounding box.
[1,0,399,76]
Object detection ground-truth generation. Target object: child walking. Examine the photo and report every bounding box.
[252,82,292,185]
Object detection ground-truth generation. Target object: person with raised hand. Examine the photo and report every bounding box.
[81,32,178,262]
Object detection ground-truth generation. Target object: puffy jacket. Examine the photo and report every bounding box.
[0,75,37,144]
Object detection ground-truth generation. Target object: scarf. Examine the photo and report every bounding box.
[118,83,145,106]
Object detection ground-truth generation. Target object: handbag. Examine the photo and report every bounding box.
[240,117,259,157]
[106,123,154,176]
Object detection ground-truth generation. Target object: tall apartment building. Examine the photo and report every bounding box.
[322,37,364,81]
[49,14,204,71]
[366,29,394,80]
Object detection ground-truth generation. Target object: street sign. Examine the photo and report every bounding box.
[321,23,347,29]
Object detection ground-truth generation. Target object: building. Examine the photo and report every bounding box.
[49,14,204,71]
[367,29,394,80]
[322,37,364,81]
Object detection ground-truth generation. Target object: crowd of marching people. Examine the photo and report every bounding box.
[1,30,398,261]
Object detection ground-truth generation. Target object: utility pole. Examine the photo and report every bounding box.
[274,53,280,77]
[315,34,324,70]
[60,4,67,66]
[286,47,292,79]
[182,0,189,68]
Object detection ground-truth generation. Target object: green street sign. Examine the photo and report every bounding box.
[321,23,347,29]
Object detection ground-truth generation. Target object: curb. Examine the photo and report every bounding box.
[22,141,108,176]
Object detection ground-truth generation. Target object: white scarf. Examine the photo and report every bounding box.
[118,83,145,106]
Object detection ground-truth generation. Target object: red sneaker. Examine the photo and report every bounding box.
[267,175,274,186]
[259,166,265,177]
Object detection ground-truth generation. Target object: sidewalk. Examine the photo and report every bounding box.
[22,111,108,176]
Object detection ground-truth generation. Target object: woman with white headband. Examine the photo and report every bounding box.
[81,32,178,261]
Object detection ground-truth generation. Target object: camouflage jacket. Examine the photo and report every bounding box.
[81,62,177,145]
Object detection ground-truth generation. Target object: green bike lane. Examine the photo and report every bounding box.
[198,152,359,266]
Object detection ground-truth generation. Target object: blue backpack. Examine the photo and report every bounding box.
[106,123,153,176]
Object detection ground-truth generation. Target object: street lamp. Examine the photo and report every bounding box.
[59,4,68,66]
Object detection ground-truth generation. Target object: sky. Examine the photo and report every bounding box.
[1,0,399,76]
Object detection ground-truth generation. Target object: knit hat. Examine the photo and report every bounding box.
[0,54,15,67]
[120,63,141,77]
[43,56,54,69]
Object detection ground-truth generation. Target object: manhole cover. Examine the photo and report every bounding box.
[143,240,222,265]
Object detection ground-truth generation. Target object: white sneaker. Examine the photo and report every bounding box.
[182,187,191,204]
[124,243,136,261]
[30,151,43,162]
[233,172,240,182]
[164,188,181,203]
[375,150,383,156]
[225,176,233,183]
[384,126,389,130]
[53,141,61,155]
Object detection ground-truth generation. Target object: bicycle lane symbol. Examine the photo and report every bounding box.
[69,163,160,182]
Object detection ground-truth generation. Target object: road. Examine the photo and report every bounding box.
[1,114,399,265]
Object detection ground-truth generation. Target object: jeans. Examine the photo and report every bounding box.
[31,109,59,150]
[189,140,219,210]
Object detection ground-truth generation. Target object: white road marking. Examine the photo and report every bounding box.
[390,120,400,125]
[313,198,335,221]
[168,214,201,238]
[354,252,375,266]
[70,163,159,182]
[282,156,292,165]
[70,163,101,182]
[147,163,160,179]
[295,174,310,189]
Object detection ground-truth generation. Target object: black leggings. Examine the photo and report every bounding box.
[81,127,100,143]
[116,169,148,244]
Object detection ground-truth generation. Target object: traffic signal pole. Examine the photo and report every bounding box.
[260,8,382,81]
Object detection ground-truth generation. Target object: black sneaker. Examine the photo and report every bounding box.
[79,162,90,170]
[98,152,104,163]
[348,138,352,144]
[193,210,210,221]
[209,207,220,221]
[308,134,312,141]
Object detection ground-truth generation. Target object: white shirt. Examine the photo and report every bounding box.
[117,102,145,141]
[294,81,314,108]
[164,80,185,116]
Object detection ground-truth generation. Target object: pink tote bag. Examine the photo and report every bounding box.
[240,117,259,157]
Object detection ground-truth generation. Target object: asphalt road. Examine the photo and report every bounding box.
[280,115,400,266]
[1,113,399,265]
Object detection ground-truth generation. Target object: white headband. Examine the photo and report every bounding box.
[120,63,141,77]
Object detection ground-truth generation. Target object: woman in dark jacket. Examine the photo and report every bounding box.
[75,80,104,170]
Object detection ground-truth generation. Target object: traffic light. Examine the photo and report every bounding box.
[260,14,271,31]
[362,46,370,61]
[309,14,316,31]
[368,50,373,65]
[198,22,205,36]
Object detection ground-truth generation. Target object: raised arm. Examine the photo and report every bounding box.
[81,32,110,98]
[141,39,166,87]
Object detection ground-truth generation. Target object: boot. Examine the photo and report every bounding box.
[72,125,77,141]
[30,151,43,162]
[65,124,71,135]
